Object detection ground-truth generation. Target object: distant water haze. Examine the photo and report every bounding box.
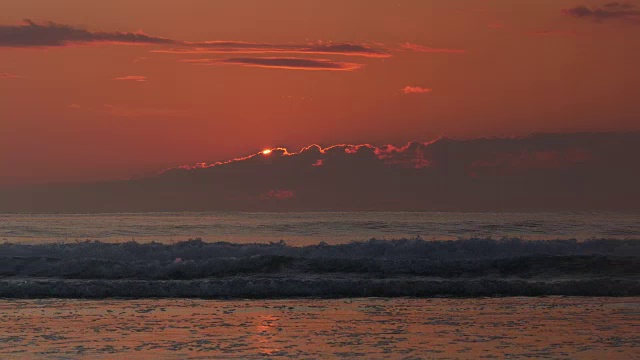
[2,211,638,245]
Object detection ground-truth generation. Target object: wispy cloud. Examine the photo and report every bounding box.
[104,104,188,118]
[155,42,390,58]
[0,19,174,47]
[402,86,432,94]
[0,20,390,63]
[260,189,295,200]
[529,30,579,36]
[114,75,147,82]
[400,42,467,54]
[184,57,363,71]
[0,73,21,79]
[562,2,640,23]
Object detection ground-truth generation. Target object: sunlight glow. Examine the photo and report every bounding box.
[262,149,272,155]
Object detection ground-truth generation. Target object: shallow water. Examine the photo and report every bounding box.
[1,212,638,245]
[0,297,638,359]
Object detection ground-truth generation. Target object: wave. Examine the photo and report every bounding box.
[1,238,638,298]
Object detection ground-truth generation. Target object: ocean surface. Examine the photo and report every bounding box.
[1,297,638,359]
[1,212,638,358]
[1,211,638,245]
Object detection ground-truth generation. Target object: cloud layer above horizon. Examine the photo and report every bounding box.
[2,133,638,212]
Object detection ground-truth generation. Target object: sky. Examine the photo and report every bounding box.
[1,0,639,189]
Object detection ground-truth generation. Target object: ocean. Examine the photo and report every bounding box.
[1,297,638,359]
[1,211,638,358]
[1,211,638,244]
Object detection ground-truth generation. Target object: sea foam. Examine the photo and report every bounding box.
[1,238,638,298]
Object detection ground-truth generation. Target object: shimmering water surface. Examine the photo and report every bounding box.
[1,212,638,244]
[0,297,637,359]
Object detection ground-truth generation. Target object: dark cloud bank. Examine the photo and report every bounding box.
[0,19,174,47]
[1,132,639,212]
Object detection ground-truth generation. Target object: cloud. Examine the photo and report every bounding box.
[103,104,188,118]
[402,86,432,94]
[114,75,147,82]
[303,43,390,58]
[0,20,390,63]
[0,19,174,47]
[185,57,363,71]
[400,42,467,54]
[529,30,579,37]
[260,189,295,200]
[154,42,390,58]
[0,73,21,79]
[562,2,640,23]
[3,133,638,212]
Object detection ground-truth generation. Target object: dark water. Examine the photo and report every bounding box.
[1,212,638,244]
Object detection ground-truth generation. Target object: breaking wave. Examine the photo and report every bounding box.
[1,238,638,298]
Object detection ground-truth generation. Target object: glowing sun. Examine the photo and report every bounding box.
[262,149,272,155]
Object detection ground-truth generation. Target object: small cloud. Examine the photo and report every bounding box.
[529,30,579,36]
[312,159,324,167]
[0,73,21,79]
[302,43,390,58]
[114,75,146,82]
[562,2,640,23]
[104,104,188,118]
[488,23,504,29]
[402,86,432,94]
[185,57,362,71]
[400,42,466,54]
[68,104,81,109]
[261,190,295,200]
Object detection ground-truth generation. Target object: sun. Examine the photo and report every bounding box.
[262,149,272,155]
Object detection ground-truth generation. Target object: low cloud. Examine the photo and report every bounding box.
[0,19,174,47]
[400,42,466,54]
[2,133,638,212]
[562,2,640,23]
[186,57,362,71]
[402,86,432,94]
[114,75,147,82]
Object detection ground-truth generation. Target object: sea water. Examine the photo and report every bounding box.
[1,211,638,244]
[0,297,638,359]
[1,212,638,358]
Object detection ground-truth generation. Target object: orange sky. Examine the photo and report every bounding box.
[1,0,639,185]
